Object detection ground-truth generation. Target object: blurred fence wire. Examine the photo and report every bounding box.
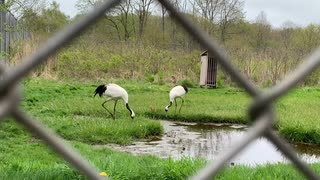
[0,0,319,179]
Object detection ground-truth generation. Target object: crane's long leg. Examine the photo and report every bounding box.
[174,98,178,113]
[102,98,114,119]
[178,97,184,113]
[113,100,118,120]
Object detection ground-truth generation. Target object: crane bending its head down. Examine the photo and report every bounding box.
[94,83,135,120]
[165,85,188,113]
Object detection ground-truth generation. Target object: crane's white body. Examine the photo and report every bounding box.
[103,83,129,103]
[165,85,188,112]
[169,85,187,102]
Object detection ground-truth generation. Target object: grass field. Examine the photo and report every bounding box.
[1,78,320,179]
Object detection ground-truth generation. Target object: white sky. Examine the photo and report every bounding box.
[52,0,320,28]
[244,0,320,28]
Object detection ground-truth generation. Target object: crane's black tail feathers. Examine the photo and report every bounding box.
[182,85,188,93]
[94,84,107,97]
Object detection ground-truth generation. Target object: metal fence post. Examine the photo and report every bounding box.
[0,0,5,55]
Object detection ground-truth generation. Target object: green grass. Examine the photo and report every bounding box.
[1,78,320,179]
[21,79,163,145]
[0,130,205,179]
[275,87,320,145]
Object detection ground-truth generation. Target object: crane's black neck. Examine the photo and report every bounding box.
[126,103,134,119]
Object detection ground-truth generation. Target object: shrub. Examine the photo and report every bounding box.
[180,79,196,88]
[145,74,155,83]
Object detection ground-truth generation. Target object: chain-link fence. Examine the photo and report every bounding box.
[0,8,30,56]
[0,0,319,179]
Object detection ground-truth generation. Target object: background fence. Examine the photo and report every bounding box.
[0,0,319,179]
[0,5,30,57]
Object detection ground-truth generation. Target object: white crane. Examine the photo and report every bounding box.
[165,85,188,113]
[94,83,135,120]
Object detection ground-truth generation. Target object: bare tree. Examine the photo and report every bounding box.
[76,0,135,41]
[192,0,220,35]
[160,3,167,40]
[279,21,296,74]
[168,0,181,48]
[113,0,135,41]
[75,0,97,14]
[166,0,190,49]
[218,0,244,43]
[5,0,47,18]
[153,1,168,41]
[281,21,296,50]
[252,11,271,52]
[133,0,153,39]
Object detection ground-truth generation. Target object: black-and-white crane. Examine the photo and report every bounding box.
[94,83,135,120]
[165,85,188,113]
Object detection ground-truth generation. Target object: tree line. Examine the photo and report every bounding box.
[5,0,320,86]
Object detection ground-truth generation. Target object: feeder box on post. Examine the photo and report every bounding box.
[199,50,218,88]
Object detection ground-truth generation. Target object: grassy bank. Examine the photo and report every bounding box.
[23,78,320,145]
[0,78,319,179]
[0,126,204,179]
[1,133,319,179]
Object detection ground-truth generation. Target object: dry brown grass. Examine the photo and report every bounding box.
[9,36,59,79]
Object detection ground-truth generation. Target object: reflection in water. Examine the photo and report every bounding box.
[104,121,320,166]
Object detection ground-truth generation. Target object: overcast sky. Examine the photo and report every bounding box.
[52,0,320,28]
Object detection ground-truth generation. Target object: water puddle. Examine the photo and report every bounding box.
[102,120,320,166]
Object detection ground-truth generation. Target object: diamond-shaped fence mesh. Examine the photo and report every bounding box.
[0,0,320,179]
